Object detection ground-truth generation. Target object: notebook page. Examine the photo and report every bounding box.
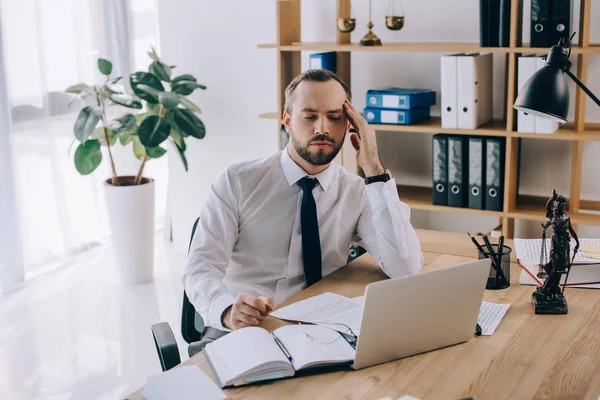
[514,238,600,264]
[208,327,291,380]
[273,325,355,370]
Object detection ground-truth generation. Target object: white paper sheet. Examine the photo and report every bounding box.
[518,266,600,289]
[143,366,228,400]
[477,302,510,336]
[271,292,363,334]
[514,238,600,265]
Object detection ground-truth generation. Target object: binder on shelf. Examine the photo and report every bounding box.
[531,0,551,48]
[517,55,537,133]
[468,136,486,210]
[366,88,436,110]
[363,107,431,125]
[447,136,468,208]
[432,134,448,206]
[309,52,337,72]
[440,53,463,129]
[485,137,505,211]
[499,0,511,47]
[479,0,490,47]
[457,53,493,129]
[534,56,559,134]
[550,0,571,46]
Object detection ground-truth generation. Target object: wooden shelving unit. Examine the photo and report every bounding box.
[260,0,597,238]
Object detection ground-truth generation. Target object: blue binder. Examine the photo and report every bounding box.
[363,107,431,125]
[309,52,337,72]
[366,88,436,110]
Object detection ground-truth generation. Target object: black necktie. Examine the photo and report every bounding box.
[298,177,322,286]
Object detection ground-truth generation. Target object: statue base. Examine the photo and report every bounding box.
[532,288,568,314]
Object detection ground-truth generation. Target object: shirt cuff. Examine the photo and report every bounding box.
[365,178,399,210]
[207,292,236,332]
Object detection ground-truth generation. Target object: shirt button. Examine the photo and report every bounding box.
[385,189,390,195]
[278,282,285,289]
[296,229,301,234]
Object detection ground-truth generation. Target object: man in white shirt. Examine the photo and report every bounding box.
[183,69,423,335]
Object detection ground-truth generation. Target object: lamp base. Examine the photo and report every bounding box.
[532,288,568,314]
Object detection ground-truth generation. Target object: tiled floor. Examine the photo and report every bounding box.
[0,233,189,399]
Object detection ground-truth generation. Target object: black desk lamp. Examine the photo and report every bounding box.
[513,33,600,122]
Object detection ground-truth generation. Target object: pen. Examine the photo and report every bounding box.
[273,334,293,362]
[483,235,508,285]
[467,232,486,254]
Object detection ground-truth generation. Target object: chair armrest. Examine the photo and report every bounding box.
[151,322,182,371]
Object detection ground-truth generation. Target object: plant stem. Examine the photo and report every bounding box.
[135,156,148,185]
[97,88,119,186]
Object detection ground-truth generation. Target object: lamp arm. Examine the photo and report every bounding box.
[564,69,600,108]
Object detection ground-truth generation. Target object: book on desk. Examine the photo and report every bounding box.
[204,324,356,388]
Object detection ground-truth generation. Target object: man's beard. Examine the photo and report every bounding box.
[291,132,344,166]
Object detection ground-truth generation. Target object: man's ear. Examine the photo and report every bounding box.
[346,120,352,132]
[283,110,291,132]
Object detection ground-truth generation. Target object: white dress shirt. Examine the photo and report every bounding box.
[183,147,423,331]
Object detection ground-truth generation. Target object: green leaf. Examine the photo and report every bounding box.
[107,92,143,109]
[146,103,161,115]
[171,74,197,86]
[65,83,90,94]
[150,61,172,82]
[148,46,160,62]
[178,96,201,113]
[119,133,134,146]
[91,126,117,146]
[98,58,113,76]
[172,108,205,139]
[170,127,186,151]
[130,72,164,104]
[105,83,123,95]
[132,136,147,159]
[172,82,207,96]
[146,145,167,159]
[138,115,171,147]
[136,84,161,98]
[110,76,123,84]
[159,92,179,110]
[108,113,137,134]
[171,137,188,171]
[74,139,102,175]
[74,106,102,141]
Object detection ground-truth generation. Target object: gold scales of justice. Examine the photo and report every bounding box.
[337,0,405,46]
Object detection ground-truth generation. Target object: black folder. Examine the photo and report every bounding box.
[448,136,468,208]
[468,137,486,210]
[550,0,571,46]
[499,0,511,47]
[432,134,448,206]
[485,137,505,211]
[531,0,551,48]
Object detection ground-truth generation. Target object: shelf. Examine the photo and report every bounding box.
[508,195,600,226]
[258,42,600,55]
[396,185,504,217]
[259,113,600,141]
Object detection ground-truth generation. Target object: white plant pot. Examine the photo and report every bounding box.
[104,176,155,284]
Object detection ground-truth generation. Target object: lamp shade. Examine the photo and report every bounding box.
[513,46,570,123]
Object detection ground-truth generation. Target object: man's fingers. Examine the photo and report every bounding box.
[236,313,260,326]
[242,295,269,315]
[238,304,264,321]
[259,296,275,312]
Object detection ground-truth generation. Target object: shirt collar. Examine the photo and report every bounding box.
[280,145,335,192]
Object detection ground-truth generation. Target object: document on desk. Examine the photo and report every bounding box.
[271,292,363,335]
[143,365,229,400]
[514,238,600,265]
[477,302,510,336]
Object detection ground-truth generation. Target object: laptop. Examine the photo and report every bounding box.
[351,258,491,370]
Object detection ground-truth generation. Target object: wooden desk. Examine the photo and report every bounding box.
[126,230,600,400]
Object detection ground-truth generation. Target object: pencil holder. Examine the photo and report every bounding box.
[478,244,512,290]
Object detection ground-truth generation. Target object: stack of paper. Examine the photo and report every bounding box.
[514,238,600,289]
[143,365,229,400]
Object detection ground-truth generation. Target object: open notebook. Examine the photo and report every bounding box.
[204,325,356,387]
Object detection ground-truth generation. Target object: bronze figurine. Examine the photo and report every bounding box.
[532,190,580,314]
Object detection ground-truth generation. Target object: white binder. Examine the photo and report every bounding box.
[517,55,537,133]
[440,53,463,129]
[457,53,493,129]
[535,56,559,134]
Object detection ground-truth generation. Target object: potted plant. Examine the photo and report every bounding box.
[65,48,206,284]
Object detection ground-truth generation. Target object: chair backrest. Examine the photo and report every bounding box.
[179,217,366,344]
[181,217,204,344]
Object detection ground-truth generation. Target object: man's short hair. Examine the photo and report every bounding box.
[284,69,352,114]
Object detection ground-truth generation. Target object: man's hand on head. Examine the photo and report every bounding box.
[221,294,275,331]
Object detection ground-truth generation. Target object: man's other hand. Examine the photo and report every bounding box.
[222,294,275,330]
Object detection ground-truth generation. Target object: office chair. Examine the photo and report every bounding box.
[151,217,366,372]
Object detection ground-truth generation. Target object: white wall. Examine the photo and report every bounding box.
[158,0,600,253]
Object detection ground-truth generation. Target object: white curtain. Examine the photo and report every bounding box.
[0,0,167,281]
